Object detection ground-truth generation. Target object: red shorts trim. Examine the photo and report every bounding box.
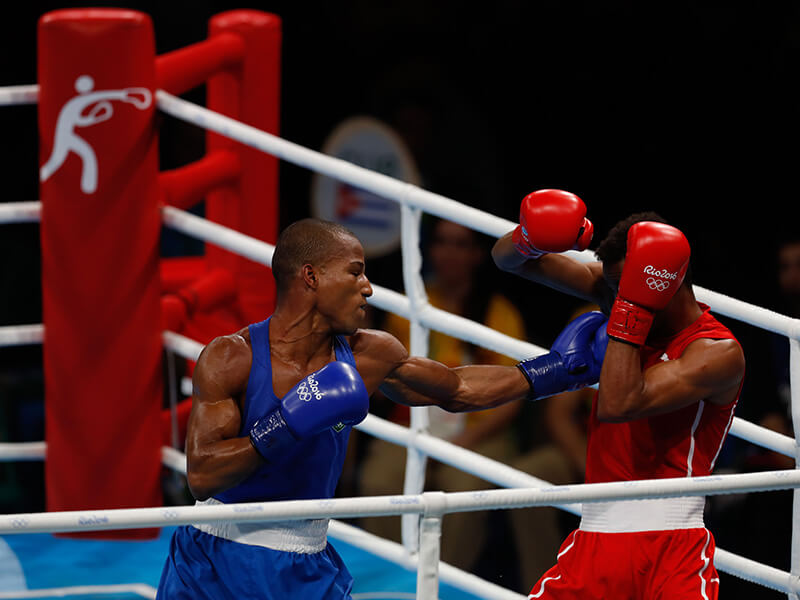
[528,528,719,600]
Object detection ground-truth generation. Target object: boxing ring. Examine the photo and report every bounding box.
[1,7,800,600]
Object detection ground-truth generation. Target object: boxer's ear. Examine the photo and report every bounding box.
[302,264,318,289]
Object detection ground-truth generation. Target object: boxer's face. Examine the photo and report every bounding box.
[315,234,373,334]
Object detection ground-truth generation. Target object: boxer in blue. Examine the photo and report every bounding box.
[156,217,607,599]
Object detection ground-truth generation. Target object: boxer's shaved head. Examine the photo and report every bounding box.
[272,218,358,292]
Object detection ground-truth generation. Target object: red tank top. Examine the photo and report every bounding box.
[585,303,741,484]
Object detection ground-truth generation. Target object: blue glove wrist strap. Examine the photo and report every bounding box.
[516,352,565,400]
[249,410,297,462]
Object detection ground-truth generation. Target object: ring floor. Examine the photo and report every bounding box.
[0,527,483,599]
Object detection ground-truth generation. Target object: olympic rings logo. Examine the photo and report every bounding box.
[296,374,324,402]
[646,277,671,292]
[10,517,29,529]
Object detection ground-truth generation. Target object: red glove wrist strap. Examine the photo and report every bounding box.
[607,298,654,347]
[512,225,545,259]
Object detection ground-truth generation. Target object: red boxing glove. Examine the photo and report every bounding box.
[607,222,691,346]
[512,189,594,259]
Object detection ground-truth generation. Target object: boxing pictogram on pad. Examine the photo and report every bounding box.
[40,75,152,194]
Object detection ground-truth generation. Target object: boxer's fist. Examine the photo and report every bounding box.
[517,311,608,399]
[249,362,369,460]
[512,189,594,258]
[607,222,691,346]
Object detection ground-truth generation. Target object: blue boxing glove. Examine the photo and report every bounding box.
[517,311,608,400]
[249,361,369,461]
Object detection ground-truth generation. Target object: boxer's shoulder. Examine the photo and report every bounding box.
[195,329,252,395]
[348,327,407,362]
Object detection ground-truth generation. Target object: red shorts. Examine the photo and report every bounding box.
[528,528,719,600]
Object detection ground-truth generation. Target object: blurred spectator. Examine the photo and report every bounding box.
[707,238,799,599]
[743,236,800,462]
[357,218,526,572]
[767,237,800,425]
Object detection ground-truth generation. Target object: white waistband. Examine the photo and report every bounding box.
[191,498,329,554]
[580,496,705,533]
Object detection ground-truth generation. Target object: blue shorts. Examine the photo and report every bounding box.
[156,525,354,599]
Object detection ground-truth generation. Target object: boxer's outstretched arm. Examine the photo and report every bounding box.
[185,334,262,500]
[353,329,530,412]
[492,231,610,308]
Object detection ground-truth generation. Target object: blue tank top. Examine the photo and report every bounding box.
[214,317,357,504]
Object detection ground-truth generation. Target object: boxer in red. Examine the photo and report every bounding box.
[493,190,745,600]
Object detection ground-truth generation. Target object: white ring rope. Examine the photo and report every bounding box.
[0,442,186,473]
[1,432,796,593]
[0,324,43,347]
[0,85,38,106]
[0,443,45,462]
[0,201,40,224]
[1,470,798,536]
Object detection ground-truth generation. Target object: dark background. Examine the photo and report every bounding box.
[3,2,800,322]
[0,1,797,597]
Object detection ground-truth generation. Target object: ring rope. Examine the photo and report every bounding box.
[0,436,793,595]
[0,84,38,106]
[1,470,798,535]
[0,201,40,224]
